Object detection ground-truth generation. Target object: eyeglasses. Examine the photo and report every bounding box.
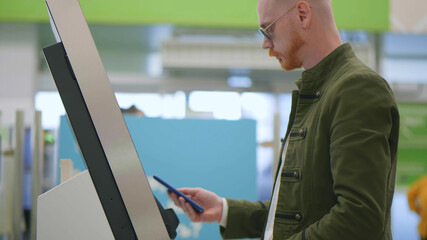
[258,5,297,40]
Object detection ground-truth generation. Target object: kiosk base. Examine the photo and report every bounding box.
[37,170,179,239]
[37,171,115,240]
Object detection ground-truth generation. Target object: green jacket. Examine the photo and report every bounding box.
[221,44,400,240]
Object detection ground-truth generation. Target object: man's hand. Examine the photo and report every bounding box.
[167,187,223,223]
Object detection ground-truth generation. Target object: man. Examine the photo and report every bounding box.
[168,0,400,239]
[408,176,427,240]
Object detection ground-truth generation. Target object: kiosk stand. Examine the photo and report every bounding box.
[37,0,179,239]
[38,171,115,239]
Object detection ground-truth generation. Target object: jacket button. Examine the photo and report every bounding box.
[293,171,299,179]
[295,214,302,222]
[281,138,284,143]
[316,91,321,98]
[298,129,304,137]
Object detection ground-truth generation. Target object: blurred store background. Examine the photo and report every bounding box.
[0,0,426,239]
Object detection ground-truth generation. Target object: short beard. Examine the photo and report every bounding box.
[269,26,305,71]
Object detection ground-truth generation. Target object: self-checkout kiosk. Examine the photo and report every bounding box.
[37,0,179,239]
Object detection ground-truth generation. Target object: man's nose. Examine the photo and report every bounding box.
[262,37,273,49]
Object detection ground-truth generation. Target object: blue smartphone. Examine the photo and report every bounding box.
[153,175,204,213]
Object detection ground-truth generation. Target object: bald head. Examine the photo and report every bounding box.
[258,0,336,28]
[304,0,336,27]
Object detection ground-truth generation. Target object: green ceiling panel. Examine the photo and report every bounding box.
[0,0,389,31]
[0,0,47,22]
[332,0,390,31]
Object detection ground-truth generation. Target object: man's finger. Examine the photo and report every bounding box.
[168,192,181,207]
[178,196,200,222]
[179,197,191,217]
[178,188,200,196]
[185,201,199,222]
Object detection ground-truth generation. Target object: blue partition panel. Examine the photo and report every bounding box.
[57,115,257,240]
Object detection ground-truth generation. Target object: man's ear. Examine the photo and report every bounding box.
[296,1,311,29]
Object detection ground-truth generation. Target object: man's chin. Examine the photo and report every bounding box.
[271,51,301,71]
[279,59,300,71]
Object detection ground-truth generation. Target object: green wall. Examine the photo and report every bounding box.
[396,103,427,187]
[0,0,389,31]
[333,0,389,31]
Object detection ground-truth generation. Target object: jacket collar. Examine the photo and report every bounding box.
[295,43,355,90]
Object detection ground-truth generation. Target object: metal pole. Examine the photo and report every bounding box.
[0,115,15,239]
[30,111,43,240]
[0,110,2,180]
[0,111,2,239]
[373,33,384,75]
[12,111,24,240]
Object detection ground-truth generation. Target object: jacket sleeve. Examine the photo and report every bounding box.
[289,73,399,240]
[220,199,270,239]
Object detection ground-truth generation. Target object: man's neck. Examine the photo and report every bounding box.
[301,33,343,70]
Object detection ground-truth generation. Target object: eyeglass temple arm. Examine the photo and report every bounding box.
[265,5,297,30]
